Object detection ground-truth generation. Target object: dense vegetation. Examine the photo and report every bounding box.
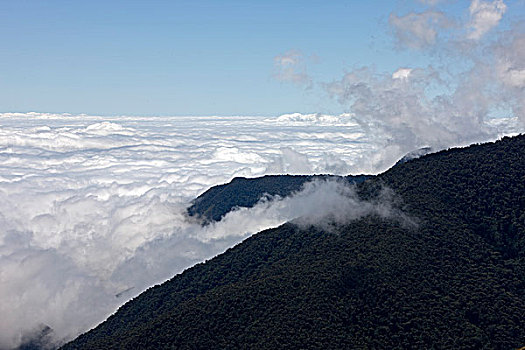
[187,174,370,223]
[63,135,525,349]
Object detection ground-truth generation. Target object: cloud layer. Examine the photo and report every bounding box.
[0,112,385,348]
[0,107,519,349]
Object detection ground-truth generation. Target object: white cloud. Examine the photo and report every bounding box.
[495,34,525,88]
[491,31,525,122]
[273,50,313,87]
[2,17,524,344]
[467,0,507,40]
[325,59,524,172]
[392,68,413,80]
[389,11,452,49]
[324,1,523,171]
[0,112,380,348]
[502,68,525,87]
[417,0,446,5]
[0,109,521,347]
[0,114,425,348]
[390,1,508,49]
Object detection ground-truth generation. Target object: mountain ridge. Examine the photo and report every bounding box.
[187,174,371,223]
[62,135,525,349]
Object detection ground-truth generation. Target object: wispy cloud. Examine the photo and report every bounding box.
[417,0,447,6]
[389,11,453,49]
[467,0,507,40]
[273,50,313,88]
[321,0,523,171]
[391,0,508,48]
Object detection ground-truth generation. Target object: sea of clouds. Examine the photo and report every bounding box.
[0,111,519,348]
[0,111,403,348]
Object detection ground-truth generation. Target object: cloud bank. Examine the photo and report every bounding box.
[0,112,417,348]
[0,111,519,347]
[0,111,416,348]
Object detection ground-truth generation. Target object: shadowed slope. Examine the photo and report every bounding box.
[63,135,525,349]
[187,174,371,223]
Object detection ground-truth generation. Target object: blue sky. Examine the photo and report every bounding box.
[0,0,522,115]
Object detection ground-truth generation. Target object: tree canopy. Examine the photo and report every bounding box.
[62,135,525,349]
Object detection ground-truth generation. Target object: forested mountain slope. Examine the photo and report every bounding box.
[187,174,371,223]
[63,135,525,349]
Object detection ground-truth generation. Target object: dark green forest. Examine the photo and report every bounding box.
[62,135,525,349]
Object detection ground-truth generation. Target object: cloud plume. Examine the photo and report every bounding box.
[323,0,523,172]
[467,0,507,40]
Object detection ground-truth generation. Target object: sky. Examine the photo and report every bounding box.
[1,0,521,116]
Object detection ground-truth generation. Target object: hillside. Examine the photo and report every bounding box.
[63,135,525,349]
[187,174,371,223]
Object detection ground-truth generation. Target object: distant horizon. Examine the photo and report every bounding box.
[0,110,521,119]
[1,110,331,118]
